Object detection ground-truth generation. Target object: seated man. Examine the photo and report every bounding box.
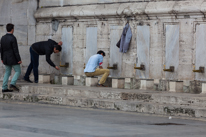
[24,39,62,83]
[84,50,110,87]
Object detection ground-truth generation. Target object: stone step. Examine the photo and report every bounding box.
[2,92,206,118]
[2,83,206,107]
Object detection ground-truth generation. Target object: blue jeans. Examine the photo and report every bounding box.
[24,47,39,82]
[2,64,21,90]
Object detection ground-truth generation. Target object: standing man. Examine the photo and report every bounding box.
[0,23,22,92]
[24,39,62,83]
[84,50,110,87]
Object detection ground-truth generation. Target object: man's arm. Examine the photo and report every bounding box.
[45,53,59,70]
[12,37,21,63]
[98,57,103,69]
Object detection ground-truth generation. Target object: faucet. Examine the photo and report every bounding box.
[163,65,174,72]
[134,64,145,70]
[107,63,117,70]
[193,66,204,73]
[60,62,69,67]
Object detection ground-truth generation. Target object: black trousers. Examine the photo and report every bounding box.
[24,47,39,83]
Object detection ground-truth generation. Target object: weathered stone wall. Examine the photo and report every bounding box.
[2,0,206,84]
[0,0,61,81]
[34,0,206,82]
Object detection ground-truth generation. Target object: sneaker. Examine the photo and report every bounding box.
[96,84,107,87]
[2,89,13,93]
[9,84,19,91]
[24,77,33,83]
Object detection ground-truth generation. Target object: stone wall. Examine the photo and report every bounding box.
[34,0,206,82]
[0,0,61,81]
[2,0,206,83]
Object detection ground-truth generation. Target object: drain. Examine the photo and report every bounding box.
[151,123,186,126]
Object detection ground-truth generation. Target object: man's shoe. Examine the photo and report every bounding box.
[2,89,13,93]
[96,84,107,87]
[24,78,33,83]
[9,84,19,91]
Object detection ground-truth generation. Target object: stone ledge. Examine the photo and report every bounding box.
[35,1,206,20]
[2,92,206,118]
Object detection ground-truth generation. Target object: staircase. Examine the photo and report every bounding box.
[1,82,206,118]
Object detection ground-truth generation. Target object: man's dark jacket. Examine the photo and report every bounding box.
[0,33,21,65]
[31,39,57,67]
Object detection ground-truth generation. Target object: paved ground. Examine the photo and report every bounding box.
[0,100,206,137]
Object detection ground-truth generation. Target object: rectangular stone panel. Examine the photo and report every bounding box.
[85,27,97,63]
[61,27,73,75]
[14,25,28,46]
[11,0,28,25]
[136,25,150,79]
[195,24,206,81]
[0,0,11,24]
[109,26,122,77]
[165,25,179,80]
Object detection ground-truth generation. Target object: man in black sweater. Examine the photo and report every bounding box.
[0,23,22,92]
[24,39,62,83]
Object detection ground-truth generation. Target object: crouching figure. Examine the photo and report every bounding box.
[84,50,110,87]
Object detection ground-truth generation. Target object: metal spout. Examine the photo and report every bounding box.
[134,64,145,70]
[193,66,204,73]
[60,62,69,67]
[163,65,174,72]
[107,63,117,70]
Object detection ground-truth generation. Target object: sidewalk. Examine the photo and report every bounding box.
[1,82,206,118]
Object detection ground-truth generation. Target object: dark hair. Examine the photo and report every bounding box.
[97,50,105,56]
[6,23,14,32]
[54,45,62,51]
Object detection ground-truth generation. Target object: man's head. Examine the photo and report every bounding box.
[6,23,14,34]
[97,50,106,57]
[54,45,62,53]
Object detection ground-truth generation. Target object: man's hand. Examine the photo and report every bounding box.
[1,60,3,63]
[99,66,103,69]
[55,66,60,70]
[58,41,63,46]
[18,61,22,64]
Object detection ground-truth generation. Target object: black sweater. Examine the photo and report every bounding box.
[0,33,21,65]
[32,39,57,67]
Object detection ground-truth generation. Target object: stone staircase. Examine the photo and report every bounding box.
[1,82,206,118]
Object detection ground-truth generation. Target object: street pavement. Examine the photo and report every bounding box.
[0,100,206,137]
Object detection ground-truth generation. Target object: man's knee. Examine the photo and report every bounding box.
[106,69,110,73]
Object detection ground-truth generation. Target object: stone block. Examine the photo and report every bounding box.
[169,81,183,92]
[202,83,206,94]
[154,79,160,84]
[62,76,74,85]
[158,80,169,91]
[39,75,50,84]
[74,75,85,86]
[86,77,98,87]
[11,0,28,25]
[103,77,112,87]
[14,25,28,46]
[190,81,202,94]
[54,75,62,84]
[112,78,125,89]
[140,80,154,90]
[124,78,132,89]
[0,0,11,25]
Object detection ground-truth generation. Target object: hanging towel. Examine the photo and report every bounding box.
[116,23,132,53]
